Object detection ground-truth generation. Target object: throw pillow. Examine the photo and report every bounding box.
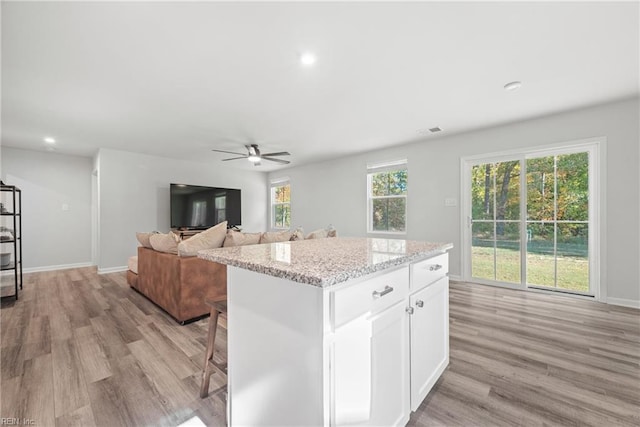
[178,221,228,257]
[290,227,305,241]
[306,228,328,239]
[149,232,179,254]
[260,230,293,244]
[223,230,262,247]
[136,231,159,248]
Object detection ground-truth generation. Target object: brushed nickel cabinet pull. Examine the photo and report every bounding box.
[428,264,443,271]
[372,285,394,299]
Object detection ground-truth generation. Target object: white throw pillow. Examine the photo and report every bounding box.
[178,221,228,257]
[149,232,179,254]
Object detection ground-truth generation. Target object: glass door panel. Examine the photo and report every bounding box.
[496,222,521,283]
[556,223,589,293]
[526,223,556,287]
[470,160,520,285]
[472,222,495,280]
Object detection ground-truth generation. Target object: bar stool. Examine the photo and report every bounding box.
[200,296,228,398]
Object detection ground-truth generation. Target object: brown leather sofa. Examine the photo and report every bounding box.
[127,246,227,324]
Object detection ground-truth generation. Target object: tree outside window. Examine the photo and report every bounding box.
[271,182,291,229]
[368,164,408,233]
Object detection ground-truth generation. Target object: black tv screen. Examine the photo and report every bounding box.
[170,184,241,229]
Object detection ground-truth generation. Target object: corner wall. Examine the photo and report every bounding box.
[97,149,268,272]
[270,97,640,305]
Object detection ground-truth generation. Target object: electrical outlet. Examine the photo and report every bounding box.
[62,204,69,211]
[444,198,457,207]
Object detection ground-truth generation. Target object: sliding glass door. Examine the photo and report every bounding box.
[526,152,590,293]
[464,142,598,297]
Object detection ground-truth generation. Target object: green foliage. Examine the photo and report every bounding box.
[272,184,291,228]
[274,205,290,228]
[370,170,407,232]
[371,170,407,196]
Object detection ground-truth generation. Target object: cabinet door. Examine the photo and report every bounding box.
[409,276,449,411]
[333,300,410,426]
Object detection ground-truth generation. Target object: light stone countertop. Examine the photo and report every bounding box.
[198,237,453,288]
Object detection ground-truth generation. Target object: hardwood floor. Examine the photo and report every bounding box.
[1,268,638,426]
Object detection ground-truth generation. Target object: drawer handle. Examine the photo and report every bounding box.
[428,264,443,271]
[416,300,424,308]
[372,285,394,299]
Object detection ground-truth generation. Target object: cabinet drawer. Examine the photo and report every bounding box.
[410,253,448,291]
[331,266,409,328]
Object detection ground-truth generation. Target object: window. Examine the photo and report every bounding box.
[271,179,291,229]
[367,160,408,233]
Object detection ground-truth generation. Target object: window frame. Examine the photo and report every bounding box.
[366,160,408,235]
[270,178,291,230]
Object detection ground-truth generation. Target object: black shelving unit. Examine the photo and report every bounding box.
[1,182,22,300]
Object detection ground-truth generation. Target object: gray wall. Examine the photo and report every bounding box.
[270,97,640,305]
[96,148,268,271]
[0,147,93,270]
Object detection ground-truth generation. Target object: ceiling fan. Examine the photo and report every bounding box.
[212,144,290,166]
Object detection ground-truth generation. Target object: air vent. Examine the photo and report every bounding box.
[429,127,442,133]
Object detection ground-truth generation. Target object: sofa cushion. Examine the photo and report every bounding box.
[306,228,328,239]
[150,232,179,254]
[260,230,292,244]
[223,230,262,247]
[178,221,228,257]
[136,231,159,248]
[128,255,139,274]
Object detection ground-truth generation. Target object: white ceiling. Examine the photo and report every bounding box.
[2,1,638,171]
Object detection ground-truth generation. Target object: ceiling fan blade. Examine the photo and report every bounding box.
[262,156,291,165]
[260,151,290,157]
[222,156,248,161]
[212,149,247,156]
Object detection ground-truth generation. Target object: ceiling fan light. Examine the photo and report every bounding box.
[248,155,261,163]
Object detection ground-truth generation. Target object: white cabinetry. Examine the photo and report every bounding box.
[225,250,449,426]
[408,253,450,411]
[409,276,449,411]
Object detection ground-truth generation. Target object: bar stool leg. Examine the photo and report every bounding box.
[200,307,220,398]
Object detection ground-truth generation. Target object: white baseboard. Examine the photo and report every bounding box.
[607,297,640,309]
[448,274,462,282]
[0,262,95,275]
[97,266,128,275]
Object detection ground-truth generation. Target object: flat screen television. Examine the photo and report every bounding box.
[170,183,241,229]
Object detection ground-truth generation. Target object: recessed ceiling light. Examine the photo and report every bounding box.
[44,137,56,144]
[504,81,522,91]
[300,52,317,66]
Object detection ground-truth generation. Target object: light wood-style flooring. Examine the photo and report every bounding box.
[1,268,638,426]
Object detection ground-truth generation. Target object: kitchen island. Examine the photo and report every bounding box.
[199,237,453,426]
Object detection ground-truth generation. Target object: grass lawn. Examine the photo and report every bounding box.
[472,246,589,293]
